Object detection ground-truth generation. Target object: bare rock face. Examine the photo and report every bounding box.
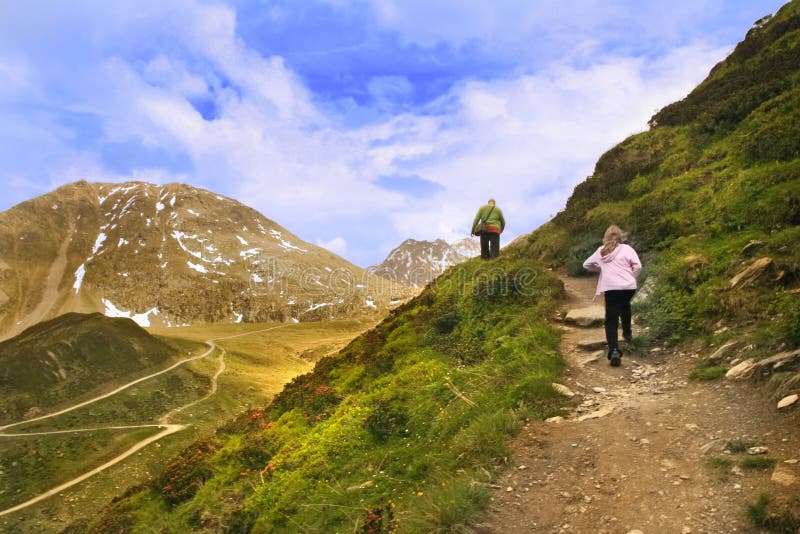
[369,237,479,288]
[0,181,411,339]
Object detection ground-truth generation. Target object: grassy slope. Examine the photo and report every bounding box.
[75,3,800,532]
[520,1,800,349]
[0,313,189,423]
[76,255,563,532]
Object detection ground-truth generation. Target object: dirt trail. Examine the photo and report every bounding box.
[481,276,800,534]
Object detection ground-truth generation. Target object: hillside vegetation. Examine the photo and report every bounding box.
[521,0,800,349]
[0,313,182,423]
[71,2,800,532]
[73,255,563,532]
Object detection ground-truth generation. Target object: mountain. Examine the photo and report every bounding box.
[0,181,410,340]
[369,237,480,287]
[63,3,800,531]
[0,312,178,423]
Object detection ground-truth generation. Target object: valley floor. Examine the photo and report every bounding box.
[481,276,800,533]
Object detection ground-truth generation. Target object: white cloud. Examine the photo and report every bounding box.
[0,0,760,266]
[316,236,348,256]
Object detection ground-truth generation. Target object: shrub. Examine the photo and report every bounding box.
[747,493,800,533]
[156,438,221,506]
[363,398,409,442]
[689,365,728,381]
[741,456,777,470]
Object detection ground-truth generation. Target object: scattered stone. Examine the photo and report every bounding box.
[685,423,699,431]
[577,335,608,351]
[592,387,607,393]
[682,527,692,534]
[640,438,651,445]
[777,394,798,410]
[729,257,774,289]
[552,383,576,398]
[679,474,692,480]
[740,240,764,257]
[726,359,756,380]
[580,352,602,365]
[346,480,374,491]
[731,466,744,476]
[771,467,797,487]
[626,530,644,534]
[758,349,800,371]
[578,405,614,421]
[785,459,799,465]
[506,486,514,492]
[706,341,741,364]
[565,305,605,327]
[747,446,769,455]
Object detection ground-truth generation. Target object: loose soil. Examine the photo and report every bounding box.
[481,276,800,533]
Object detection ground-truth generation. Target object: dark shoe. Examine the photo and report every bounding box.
[609,348,622,367]
[623,333,633,342]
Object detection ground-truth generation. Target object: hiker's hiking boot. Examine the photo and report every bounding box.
[609,348,622,367]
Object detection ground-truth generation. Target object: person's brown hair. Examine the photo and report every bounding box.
[601,225,623,256]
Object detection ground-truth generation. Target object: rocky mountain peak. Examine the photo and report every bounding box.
[369,237,480,288]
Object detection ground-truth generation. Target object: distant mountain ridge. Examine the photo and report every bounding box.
[369,237,480,287]
[0,181,409,340]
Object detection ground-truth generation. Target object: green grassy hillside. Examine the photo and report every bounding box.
[73,255,563,532]
[520,0,800,348]
[0,313,182,423]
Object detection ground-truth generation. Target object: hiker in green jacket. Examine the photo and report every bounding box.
[471,198,506,259]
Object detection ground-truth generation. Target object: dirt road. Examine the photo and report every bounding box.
[481,276,800,533]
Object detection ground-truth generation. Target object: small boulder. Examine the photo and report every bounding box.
[577,334,608,351]
[777,394,798,410]
[552,383,576,398]
[747,446,769,455]
[740,240,764,257]
[565,305,605,327]
[771,466,797,487]
[726,359,756,380]
[756,349,800,371]
[706,341,741,365]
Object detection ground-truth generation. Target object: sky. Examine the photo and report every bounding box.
[0,0,787,267]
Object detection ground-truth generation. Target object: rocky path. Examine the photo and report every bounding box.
[481,276,800,533]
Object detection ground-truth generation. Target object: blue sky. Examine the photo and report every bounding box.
[0,0,787,266]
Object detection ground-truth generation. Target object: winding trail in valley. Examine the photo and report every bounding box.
[479,276,800,533]
[0,324,291,517]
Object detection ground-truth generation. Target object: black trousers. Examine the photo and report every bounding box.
[604,289,635,351]
[480,232,500,259]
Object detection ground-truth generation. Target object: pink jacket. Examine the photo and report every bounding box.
[583,243,642,295]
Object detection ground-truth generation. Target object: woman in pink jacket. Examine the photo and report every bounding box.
[583,225,642,367]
